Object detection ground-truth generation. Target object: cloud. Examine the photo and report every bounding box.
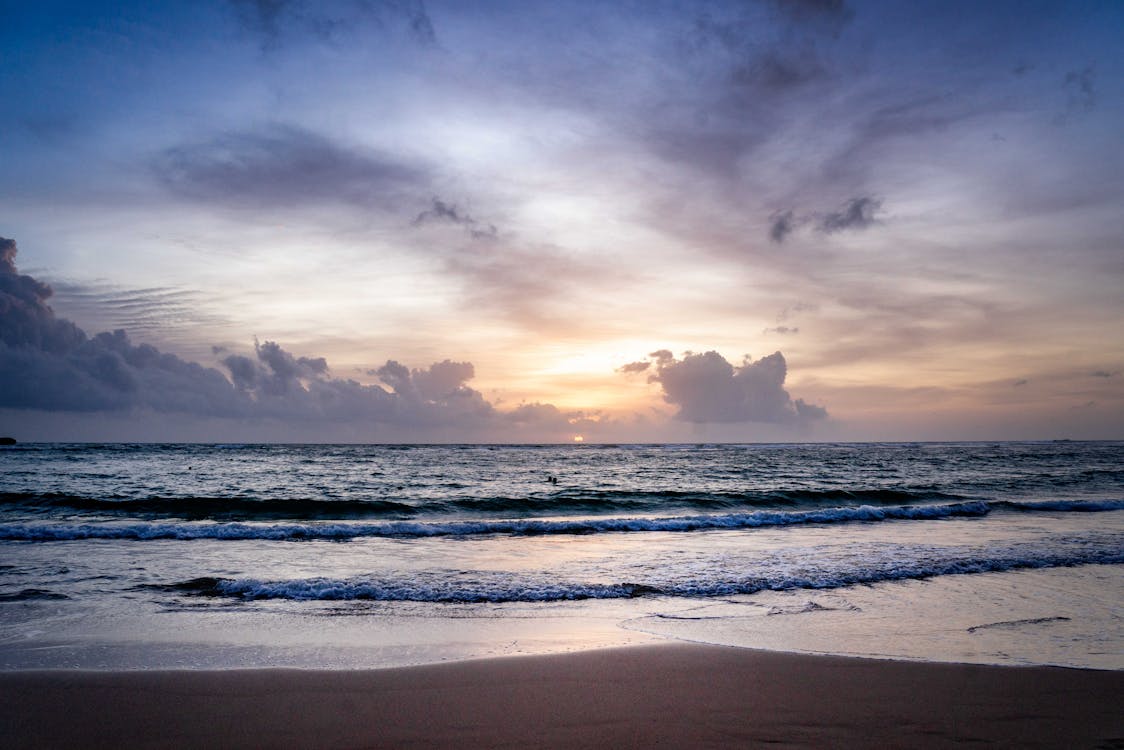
[617,360,651,374]
[45,280,227,342]
[0,238,86,355]
[763,326,798,335]
[0,237,585,438]
[766,197,881,241]
[769,209,798,243]
[817,196,881,233]
[153,124,428,210]
[635,348,827,424]
[794,398,828,419]
[413,197,497,240]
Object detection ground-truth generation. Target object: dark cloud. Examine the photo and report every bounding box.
[0,238,584,438]
[1013,379,1029,387]
[153,125,428,210]
[763,326,798,335]
[637,348,826,424]
[374,359,477,403]
[768,209,798,243]
[0,238,86,355]
[414,197,497,240]
[1089,370,1118,379]
[617,360,651,374]
[793,398,828,420]
[817,196,881,233]
[765,198,881,241]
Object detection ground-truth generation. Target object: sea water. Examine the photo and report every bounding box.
[1,442,1121,670]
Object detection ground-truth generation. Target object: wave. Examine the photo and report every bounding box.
[2,498,1120,542]
[155,543,1124,603]
[0,492,420,519]
[0,487,978,520]
[0,501,996,541]
[0,588,69,602]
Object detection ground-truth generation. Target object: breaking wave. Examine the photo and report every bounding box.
[2,499,1121,542]
[155,538,1124,603]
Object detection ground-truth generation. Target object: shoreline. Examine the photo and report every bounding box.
[3,642,1122,749]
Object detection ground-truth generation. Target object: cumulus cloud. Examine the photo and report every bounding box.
[628,348,827,424]
[793,398,828,419]
[0,238,585,438]
[0,237,88,355]
[153,124,428,210]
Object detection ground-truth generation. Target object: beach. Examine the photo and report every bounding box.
[3,642,1122,749]
[2,443,1122,746]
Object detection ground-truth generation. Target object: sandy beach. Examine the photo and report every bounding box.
[3,643,1121,749]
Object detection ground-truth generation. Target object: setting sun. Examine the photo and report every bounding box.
[572,435,584,443]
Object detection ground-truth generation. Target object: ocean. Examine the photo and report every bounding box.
[1,442,1121,670]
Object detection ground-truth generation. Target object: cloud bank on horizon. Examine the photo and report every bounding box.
[2,237,823,440]
[1,0,1122,441]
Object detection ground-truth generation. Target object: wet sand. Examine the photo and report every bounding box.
[2,643,1121,749]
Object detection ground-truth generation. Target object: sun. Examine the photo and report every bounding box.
[572,435,585,443]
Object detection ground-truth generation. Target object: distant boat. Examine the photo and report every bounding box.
[0,437,16,445]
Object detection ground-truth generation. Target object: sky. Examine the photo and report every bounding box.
[1,0,1122,443]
